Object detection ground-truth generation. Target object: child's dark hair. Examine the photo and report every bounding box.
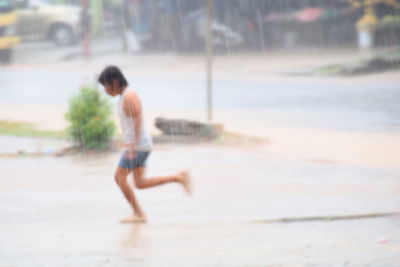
[98,65,128,87]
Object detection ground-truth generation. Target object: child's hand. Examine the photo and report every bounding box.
[124,143,136,159]
[127,148,136,159]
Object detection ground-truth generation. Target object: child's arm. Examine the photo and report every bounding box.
[123,90,142,150]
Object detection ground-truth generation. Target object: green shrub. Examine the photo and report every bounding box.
[65,85,116,150]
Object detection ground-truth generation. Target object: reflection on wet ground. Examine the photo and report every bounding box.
[1,145,400,266]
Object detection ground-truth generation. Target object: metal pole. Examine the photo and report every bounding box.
[206,0,213,123]
[81,0,90,58]
[119,0,128,53]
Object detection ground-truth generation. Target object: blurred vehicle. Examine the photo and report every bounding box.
[0,0,20,63]
[180,9,243,50]
[130,6,243,51]
[14,0,81,46]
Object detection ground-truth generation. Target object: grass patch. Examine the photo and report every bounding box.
[379,49,400,59]
[314,64,344,75]
[0,120,66,139]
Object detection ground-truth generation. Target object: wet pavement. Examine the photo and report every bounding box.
[1,144,400,266]
[0,136,70,155]
[1,51,400,266]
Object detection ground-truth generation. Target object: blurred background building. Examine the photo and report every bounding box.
[59,0,400,50]
[1,0,399,61]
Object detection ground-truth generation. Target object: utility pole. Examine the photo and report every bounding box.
[81,0,90,58]
[120,0,128,53]
[206,0,213,123]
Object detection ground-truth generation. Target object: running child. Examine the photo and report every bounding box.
[98,65,191,223]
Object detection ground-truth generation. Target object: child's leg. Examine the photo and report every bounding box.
[114,167,146,222]
[133,167,192,195]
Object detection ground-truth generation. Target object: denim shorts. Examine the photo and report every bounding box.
[118,150,150,170]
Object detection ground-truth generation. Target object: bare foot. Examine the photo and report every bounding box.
[178,171,192,196]
[120,214,147,224]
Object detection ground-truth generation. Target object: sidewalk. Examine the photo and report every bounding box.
[12,38,385,77]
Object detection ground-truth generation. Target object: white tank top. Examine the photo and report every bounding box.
[118,89,153,151]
